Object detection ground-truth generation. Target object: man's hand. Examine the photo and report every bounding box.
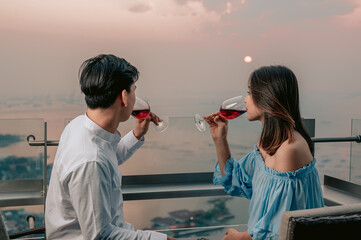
[133,112,161,140]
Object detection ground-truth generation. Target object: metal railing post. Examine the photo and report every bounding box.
[43,122,47,211]
[302,118,315,157]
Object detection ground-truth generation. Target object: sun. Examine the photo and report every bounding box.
[244,56,252,63]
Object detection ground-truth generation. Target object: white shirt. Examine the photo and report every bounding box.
[45,114,166,240]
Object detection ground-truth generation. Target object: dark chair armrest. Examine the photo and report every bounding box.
[9,226,45,239]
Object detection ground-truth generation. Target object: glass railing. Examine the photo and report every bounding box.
[1,117,360,238]
[351,119,361,185]
[315,141,351,183]
[0,119,45,237]
[116,117,261,174]
[0,119,45,181]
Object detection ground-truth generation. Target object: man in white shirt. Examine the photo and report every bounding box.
[45,54,176,240]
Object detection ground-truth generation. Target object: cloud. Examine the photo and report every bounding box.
[129,4,152,13]
[0,0,357,46]
[174,0,189,5]
[334,0,361,27]
[0,0,223,46]
[200,0,246,15]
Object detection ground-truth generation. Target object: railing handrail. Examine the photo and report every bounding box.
[27,140,59,146]
[24,132,361,201]
[311,135,361,143]
[27,135,361,146]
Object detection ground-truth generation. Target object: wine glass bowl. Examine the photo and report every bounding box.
[219,95,246,119]
[194,95,246,132]
[132,97,169,132]
[132,97,151,119]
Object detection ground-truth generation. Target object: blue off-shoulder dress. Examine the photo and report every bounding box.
[213,145,324,240]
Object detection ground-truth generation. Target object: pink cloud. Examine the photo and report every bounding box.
[334,0,361,27]
[129,4,152,13]
[0,0,223,45]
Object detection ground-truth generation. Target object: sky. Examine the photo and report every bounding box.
[1,0,361,138]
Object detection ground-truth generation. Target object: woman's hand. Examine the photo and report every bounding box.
[204,112,231,176]
[222,229,251,240]
[133,112,161,140]
[204,112,228,143]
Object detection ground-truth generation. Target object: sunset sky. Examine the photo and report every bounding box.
[1,0,361,136]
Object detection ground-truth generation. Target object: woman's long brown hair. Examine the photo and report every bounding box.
[249,65,314,156]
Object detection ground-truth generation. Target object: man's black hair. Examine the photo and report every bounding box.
[79,54,139,109]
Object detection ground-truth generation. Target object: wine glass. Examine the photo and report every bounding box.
[132,97,169,132]
[194,95,246,132]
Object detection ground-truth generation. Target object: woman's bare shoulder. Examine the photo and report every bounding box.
[274,131,313,172]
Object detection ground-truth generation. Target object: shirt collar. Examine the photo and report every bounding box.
[83,113,121,144]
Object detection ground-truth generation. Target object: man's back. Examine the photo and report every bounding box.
[45,115,124,239]
[45,114,166,239]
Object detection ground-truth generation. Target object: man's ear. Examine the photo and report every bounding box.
[120,90,128,107]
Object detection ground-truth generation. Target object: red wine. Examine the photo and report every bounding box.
[132,109,150,119]
[219,109,246,119]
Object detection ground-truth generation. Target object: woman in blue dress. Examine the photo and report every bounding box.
[204,65,324,240]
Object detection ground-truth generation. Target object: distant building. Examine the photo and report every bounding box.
[169,209,192,223]
[151,217,176,228]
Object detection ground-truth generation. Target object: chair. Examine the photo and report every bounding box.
[0,211,45,239]
[0,211,9,240]
[279,203,361,240]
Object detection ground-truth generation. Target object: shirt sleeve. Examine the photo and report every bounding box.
[213,151,255,199]
[67,161,167,240]
[116,130,144,165]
